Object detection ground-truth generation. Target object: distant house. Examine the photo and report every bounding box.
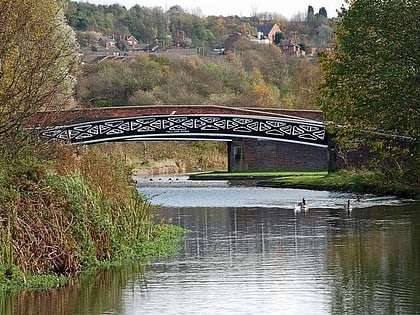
[279,39,301,56]
[126,35,138,47]
[91,44,121,55]
[117,35,142,52]
[85,35,123,62]
[249,33,270,45]
[97,36,116,49]
[256,23,281,43]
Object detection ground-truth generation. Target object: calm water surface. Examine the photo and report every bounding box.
[2,176,419,315]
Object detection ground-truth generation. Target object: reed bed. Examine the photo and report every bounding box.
[0,143,183,290]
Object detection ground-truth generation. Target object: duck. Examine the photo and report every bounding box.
[294,198,308,212]
[344,199,353,212]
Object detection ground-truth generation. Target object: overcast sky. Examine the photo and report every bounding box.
[76,0,347,19]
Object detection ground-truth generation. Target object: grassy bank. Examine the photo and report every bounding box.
[264,169,419,199]
[190,169,328,180]
[0,143,184,291]
[193,169,419,199]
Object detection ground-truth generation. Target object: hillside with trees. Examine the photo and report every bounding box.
[76,47,322,109]
[64,1,333,50]
[65,2,331,109]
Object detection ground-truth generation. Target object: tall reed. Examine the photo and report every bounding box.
[0,143,183,289]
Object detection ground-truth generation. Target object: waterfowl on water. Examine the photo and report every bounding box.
[344,199,352,212]
[294,198,308,212]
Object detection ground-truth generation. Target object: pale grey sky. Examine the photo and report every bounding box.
[76,0,347,19]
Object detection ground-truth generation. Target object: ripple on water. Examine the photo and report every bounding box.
[135,178,411,210]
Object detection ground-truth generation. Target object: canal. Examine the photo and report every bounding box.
[2,176,419,314]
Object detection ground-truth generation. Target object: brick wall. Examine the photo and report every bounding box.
[229,138,329,171]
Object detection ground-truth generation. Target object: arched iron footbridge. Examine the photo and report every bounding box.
[34,106,327,147]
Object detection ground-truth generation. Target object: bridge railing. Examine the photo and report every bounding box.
[39,113,327,147]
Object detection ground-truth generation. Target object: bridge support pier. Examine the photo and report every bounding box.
[228,139,247,172]
[228,138,329,172]
[327,136,338,173]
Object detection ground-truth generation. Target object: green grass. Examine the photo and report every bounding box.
[196,169,419,198]
[193,169,328,178]
[267,169,420,198]
[273,175,327,183]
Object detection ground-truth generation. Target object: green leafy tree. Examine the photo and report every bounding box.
[0,0,79,148]
[274,32,284,45]
[318,0,420,177]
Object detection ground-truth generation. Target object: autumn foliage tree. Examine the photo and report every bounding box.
[0,0,79,149]
[317,0,419,179]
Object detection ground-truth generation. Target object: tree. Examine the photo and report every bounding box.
[318,0,420,176]
[307,5,315,19]
[0,0,79,149]
[318,7,328,18]
[274,32,284,45]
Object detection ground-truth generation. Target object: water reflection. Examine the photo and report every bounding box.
[135,175,409,210]
[134,203,420,315]
[2,182,419,315]
[326,204,420,314]
[0,264,147,315]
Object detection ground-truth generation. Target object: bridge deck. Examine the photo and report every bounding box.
[30,105,324,126]
[34,106,327,147]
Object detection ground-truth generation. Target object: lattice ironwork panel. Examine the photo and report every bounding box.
[40,114,327,147]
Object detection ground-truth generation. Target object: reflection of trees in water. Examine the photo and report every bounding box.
[180,204,420,314]
[0,263,147,315]
[178,206,336,261]
[326,204,420,314]
[5,204,419,314]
